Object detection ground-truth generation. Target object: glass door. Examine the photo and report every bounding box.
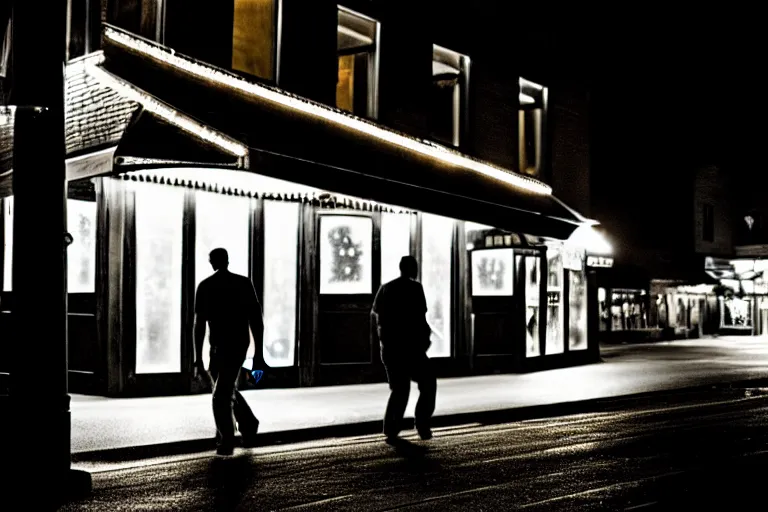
[523,254,542,358]
[470,248,515,357]
[316,211,379,385]
[127,181,187,395]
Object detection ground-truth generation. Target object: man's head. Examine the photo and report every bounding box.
[399,255,418,279]
[209,248,229,271]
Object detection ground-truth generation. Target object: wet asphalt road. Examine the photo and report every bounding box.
[61,387,768,511]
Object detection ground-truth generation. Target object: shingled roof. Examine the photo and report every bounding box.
[65,53,140,156]
[0,52,141,174]
[0,115,10,173]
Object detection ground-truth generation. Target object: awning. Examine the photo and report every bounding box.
[93,24,586,240]
[0,52,246,197]
[2,25,590,240]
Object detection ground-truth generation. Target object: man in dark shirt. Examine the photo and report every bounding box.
[194,248,263,455]
[372,255,437,443]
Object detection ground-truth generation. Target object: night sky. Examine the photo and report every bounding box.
[507,18,762,254]
[574,24,758,174]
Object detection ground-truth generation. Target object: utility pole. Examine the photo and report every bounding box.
[8,0,90,506]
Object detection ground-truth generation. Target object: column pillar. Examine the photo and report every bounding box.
[8,0,91,506]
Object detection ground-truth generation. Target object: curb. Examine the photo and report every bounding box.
[70,377,768,463]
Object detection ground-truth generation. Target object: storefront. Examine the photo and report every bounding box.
[638,257,768,338]
[649,281,710,338]
[588,256,658,343]
[464,228,593,373]
[0,26,603,396]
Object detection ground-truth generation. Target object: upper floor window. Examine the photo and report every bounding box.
[336,6,379,118]
[431,45,470,147]
[232,0,279,81]
[519,77,548,178]
[67,0,101,60]
[107,0,166,45]
[703,204,714,242]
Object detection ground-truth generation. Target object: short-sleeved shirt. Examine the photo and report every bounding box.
[372,276,429,349]
[195,270,261,349]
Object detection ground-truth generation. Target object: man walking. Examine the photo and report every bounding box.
[372,255,437,443]
[194,248,263,455]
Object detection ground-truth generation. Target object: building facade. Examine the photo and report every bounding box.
[588,150,768,342]
[0,1,603,397]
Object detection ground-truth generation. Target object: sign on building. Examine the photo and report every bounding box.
[587,255,613,268]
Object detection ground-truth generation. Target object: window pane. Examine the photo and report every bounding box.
[598,287,609,331]
[319,215,373,295]
[337,7,379,118]
[568,270,588,351]
[381,213,410,285]
[336,54,356,113]
[135,183,184,374]
[472,248,513,296]
[524,255,540,357]
[232,0,276,81]
[66,199,97,293]
[546,247,564,355]
[519,108,542,176]
[422,213,453,358]
[262,201,299,367]
[194,191,251,368]
[2,196,12,292]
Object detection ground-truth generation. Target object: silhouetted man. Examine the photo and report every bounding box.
[194,248,263,456]
[372,255,437,443]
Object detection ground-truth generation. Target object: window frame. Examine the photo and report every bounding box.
[431,44,470,148]
[336,5,380,119]
[518,76,549,179]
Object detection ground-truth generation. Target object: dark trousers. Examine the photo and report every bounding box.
[381,347,436,438]
[209,352,259,446]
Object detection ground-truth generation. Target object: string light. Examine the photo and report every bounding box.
[103,26,552,195]
[85,63,248,159]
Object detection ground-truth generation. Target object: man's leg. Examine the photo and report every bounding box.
[383,357,411,441]
[211,359,240,455]
[233,385,260,446]
[413,353,437,440]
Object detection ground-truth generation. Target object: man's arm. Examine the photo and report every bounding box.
[247,280,265,368]
[371,284,386,342]
[418,283,431,351]
[193,313,206,367]
[193,283,207,374]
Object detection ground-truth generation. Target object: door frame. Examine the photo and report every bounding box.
[312,208,383,386]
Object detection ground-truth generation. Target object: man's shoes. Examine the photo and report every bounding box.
[216,443,235,456]
[416,427,433,441]
[384,434,399,445]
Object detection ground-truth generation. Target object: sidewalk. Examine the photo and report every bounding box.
[70,336,768,461]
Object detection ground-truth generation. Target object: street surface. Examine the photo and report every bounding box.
[61,385,768,511]
[71,336,768,455]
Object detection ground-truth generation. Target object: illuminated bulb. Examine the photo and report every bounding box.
[103,27,552,195]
